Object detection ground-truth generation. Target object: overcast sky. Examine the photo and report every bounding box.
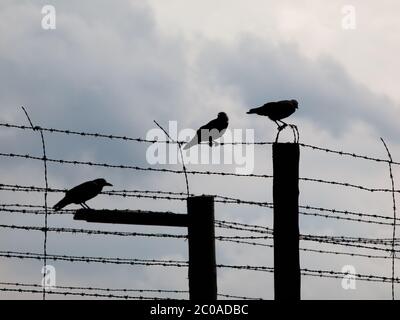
[1,0,400,299]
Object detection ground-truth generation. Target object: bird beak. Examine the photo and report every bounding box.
[105,182,113,186]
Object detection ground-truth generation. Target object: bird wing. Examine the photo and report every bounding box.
[266,100,296,121]
[53,196,71,211]
[66,180,101,204]
[200,118,219,131]
[248,100,297,121]
[201,117,228,131]
[248,102,277,116]
[184,116,228,149]
[199,118,228,140]
[183,134,199,150]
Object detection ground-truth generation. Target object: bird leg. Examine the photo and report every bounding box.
[208,136,221,147]
[278,120,288,129]
[209,136,213,147]
[80,203,91,210]
[274,120,299,143]
[274,120,287,131]
[84,203,91,209]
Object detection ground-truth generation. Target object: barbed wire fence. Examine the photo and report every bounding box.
[0,119,398,300]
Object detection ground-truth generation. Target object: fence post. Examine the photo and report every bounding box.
[273,142,300,300]
[187,195,217,300]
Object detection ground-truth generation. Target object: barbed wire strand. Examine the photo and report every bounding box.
[2,121,400,166]
[299,246,400,260]
[21,106,49,301]
[215,219,272,233]
[0,223,187,239]
[299,203,399,223]
[2,183,400,227]
[2,246,399,272]
[217,238,274,247]
[217,264,400,284]
[301,267,400,284]
[0,181,398,225]
[216,237,398,250]
[1,203,399,246]
[0,203,49,209]
[217,293,263,300]
[301,237,400,253]
[0,151,274,179]
[2,204,393,228]
[0,287,172,300]
[0,218,397,247]
[0,207,73,215]
[0,281,265,300]
[216,232,400,249]
[0,201,397,232]
[298,142,400,166]
[0,251,188,267]
[1,250,399,286]
[0,281,263,300]
[299,210,396,226]
[0,281,187,294]
[2,151,400,194]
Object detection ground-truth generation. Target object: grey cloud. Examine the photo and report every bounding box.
[196,36,400,142]
[0,0,190,187]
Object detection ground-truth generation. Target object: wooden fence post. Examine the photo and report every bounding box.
[273,143,300,300]
[187,195,217,300]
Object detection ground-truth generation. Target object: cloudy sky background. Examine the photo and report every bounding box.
[1,0,400,299]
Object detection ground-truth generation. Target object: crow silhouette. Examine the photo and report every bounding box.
[184,112,229,150]
[53,178,112,211]
[247,99,298,130]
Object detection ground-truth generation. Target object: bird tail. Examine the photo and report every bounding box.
[246,108,257,114]
[53,197,69,211]
[183,136,198,150]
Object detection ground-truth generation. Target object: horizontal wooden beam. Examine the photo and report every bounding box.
[74,209,188,227]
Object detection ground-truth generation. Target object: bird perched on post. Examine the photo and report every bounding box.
[247,99,298,130]
[183,112,229,150]
[53,178,112,211]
